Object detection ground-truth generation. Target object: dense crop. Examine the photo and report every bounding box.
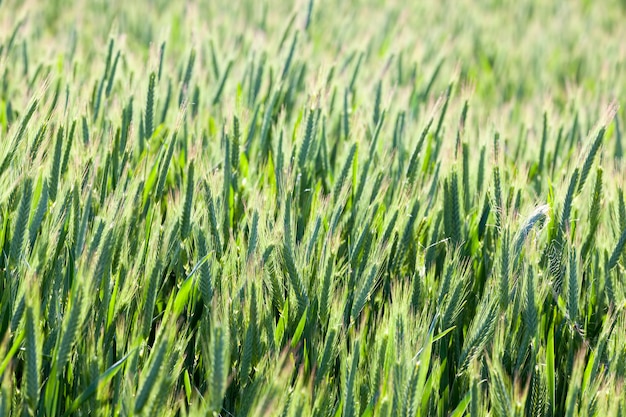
[1,0,626,416]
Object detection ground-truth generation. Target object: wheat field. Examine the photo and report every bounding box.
[1,0,626,416]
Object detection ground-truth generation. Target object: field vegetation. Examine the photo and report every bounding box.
[1,0,626,415]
